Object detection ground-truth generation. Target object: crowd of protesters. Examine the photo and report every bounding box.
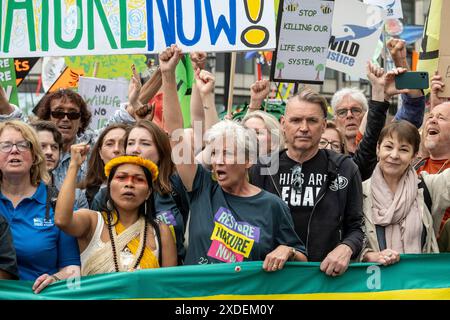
[0,38,449,294]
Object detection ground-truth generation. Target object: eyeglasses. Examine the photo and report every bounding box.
[0,141,31,153]
[50,111,81,120]
[319,139,343,152]
[335,107,363,119]
[291,165,303,194]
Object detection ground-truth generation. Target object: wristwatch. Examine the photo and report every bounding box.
[290,247,297,261]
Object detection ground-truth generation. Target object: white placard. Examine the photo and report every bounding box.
[326,0,386,79]
[0,1,276,58]
[364,0,403,20]
[78,77,128,130]
[272,0,334,83]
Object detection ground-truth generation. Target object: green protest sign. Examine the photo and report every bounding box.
[0,58,18,106]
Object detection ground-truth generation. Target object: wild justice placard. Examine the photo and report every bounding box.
[0,0,276,58]
[271,0,334,84]
[326,0,385,79]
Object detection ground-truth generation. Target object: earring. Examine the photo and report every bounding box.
[107,200,113,211]
[144,200,148,216]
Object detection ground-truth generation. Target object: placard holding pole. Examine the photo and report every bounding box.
[437,0,450,98]
[227,52,237,118]
[270,0,334,84]
[92,62,100,78]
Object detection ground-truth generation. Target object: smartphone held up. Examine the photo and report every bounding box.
[395,71,429,90]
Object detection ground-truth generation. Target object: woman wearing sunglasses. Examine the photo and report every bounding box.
[0,121,80,293]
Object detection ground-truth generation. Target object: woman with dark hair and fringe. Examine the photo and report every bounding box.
[91,120,189,264]
[79,123,129,207]
[55,144,177,276]
[360,121,450,265]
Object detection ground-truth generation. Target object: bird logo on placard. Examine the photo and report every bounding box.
[321,4,332,14]
[285,1,299,12]
[387,0,396,9]
[333,20,384,42]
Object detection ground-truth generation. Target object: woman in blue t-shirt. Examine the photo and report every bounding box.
[0,121,80,293]
[160,45,307,270]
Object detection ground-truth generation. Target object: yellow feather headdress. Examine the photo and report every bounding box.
[104,156,159,182]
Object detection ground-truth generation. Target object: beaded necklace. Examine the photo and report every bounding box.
[107,212,148,272]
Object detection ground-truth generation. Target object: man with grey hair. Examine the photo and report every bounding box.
[331,87,368,154]
[250,89,364,276]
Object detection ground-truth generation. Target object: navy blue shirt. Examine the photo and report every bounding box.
[184,165,306,265]
[0,182,80,280]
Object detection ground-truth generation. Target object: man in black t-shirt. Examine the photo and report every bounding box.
[250,90,364,277]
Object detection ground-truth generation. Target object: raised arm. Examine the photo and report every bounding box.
[54,143,94,238]
[161,45,197,191]
[125,65,154,121]
[189,52,208,130]
[195,69,218,131]
[138,67,162,105]
[0,86,16,116]
[353,63,406,180]
[246,79,270,115]
[387,38,426,126]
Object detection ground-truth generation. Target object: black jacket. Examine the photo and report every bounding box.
[351,99,390,181]
[0,215,18,279]
[250,149,364,262]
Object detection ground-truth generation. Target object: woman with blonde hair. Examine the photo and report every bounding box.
[242,110,285,156]
[319,121,348,154]
[0,120,80,293]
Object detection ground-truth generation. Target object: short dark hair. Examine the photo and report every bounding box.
[35,89,92,135]
[378,120,421,154]
[288,89,328,118]
[31,120,63,151]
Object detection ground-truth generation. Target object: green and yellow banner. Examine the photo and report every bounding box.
[1,254,450,300]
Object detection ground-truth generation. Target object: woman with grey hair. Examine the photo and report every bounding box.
[160,44,307,271]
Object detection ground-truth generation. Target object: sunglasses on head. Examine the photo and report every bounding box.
[51,110,81,120]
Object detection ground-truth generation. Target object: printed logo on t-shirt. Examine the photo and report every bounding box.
[156,210,177,243]
[33,217,53,227]
[329,175,349,191]
[156,210,177,226]
[207,207,260,263]
[279,170,327,208]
